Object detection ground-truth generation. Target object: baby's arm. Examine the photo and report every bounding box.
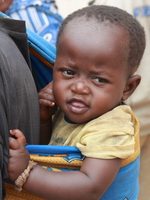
[7,132,122,200]
[38,81,56,144]
[26,157,121,200]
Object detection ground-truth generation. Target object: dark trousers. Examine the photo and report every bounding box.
[0,18,40,199]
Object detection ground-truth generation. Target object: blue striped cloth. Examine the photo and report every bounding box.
[5,0,63,45]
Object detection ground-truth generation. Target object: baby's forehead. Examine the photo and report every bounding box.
[65,17,125,35]
[63,18,128,45]
[58,20,129,68]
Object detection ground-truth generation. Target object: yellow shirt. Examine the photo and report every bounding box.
[50,105,140,167]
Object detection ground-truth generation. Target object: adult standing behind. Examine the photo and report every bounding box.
[0,17,40,199]
[91,1,150,200]
[0,0,63,45]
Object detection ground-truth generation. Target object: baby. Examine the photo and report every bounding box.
[8,5,145,200]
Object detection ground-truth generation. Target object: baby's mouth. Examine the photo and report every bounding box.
[67,99,89,114]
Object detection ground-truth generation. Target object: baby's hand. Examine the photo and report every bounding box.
[10,129,26,146]
[7,129,30,182]
[38,81,56,123]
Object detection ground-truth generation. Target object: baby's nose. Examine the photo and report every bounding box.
[71,81,90,94]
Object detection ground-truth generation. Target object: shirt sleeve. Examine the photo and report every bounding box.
[76,105,137,159]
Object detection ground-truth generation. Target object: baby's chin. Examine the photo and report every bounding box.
[65,113,94,124]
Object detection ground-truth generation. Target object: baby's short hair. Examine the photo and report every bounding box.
[56,5,146,74]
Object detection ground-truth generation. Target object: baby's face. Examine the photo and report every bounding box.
[53,21,129,123]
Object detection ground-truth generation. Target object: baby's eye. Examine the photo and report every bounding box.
[93,77,108,83]
[63,70,75,76]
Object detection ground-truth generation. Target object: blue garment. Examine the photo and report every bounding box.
[27,28,56,90]
[100,156,140,200]
[6,0,63,45]
[27,145,140,200]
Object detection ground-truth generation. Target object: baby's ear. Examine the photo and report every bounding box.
[121,75,141,101]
